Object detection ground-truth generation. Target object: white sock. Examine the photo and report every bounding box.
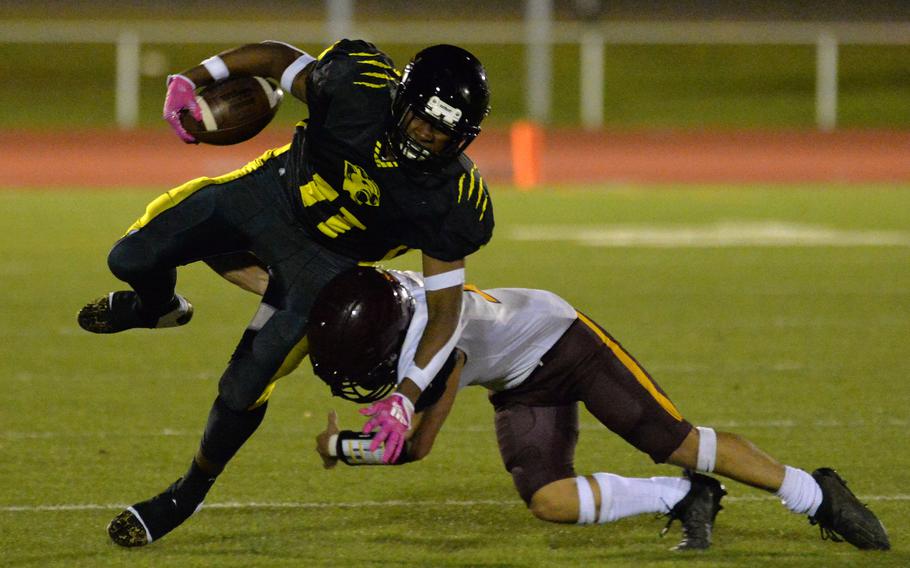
[593,473,691,523]
[776,466,823,516]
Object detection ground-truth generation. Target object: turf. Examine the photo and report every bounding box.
[0,185,908,567]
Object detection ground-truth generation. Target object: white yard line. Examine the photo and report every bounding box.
[508,222,910,248]
[4,418,906,440]
[3,494,910,513]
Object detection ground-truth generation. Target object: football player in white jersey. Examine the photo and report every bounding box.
[308,267,890,552]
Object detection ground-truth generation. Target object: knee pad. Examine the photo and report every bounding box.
[696,426,717,473]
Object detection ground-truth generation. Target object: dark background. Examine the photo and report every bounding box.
[2,1,908,22]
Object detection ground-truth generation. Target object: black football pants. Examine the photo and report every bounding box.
[106,150,357,412]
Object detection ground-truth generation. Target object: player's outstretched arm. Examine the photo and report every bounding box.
[317,353,464,467]
[177,42,314,99]
[164,41,315,142]
[406,352,464,461]
[360,256,465,463]
[407,255,465,395]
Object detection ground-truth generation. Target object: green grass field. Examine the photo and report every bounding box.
[1,185,909,567]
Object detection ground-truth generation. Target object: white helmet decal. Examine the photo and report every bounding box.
[425,95,462,128]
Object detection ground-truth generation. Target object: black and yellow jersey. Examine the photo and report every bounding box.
[282,39,493,263]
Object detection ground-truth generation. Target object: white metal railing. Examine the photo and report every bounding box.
[2,18,909,130]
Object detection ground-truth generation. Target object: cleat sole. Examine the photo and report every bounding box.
[107,509,151,547]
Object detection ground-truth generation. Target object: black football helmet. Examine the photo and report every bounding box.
[389,44,491,171]
[308,267,415,403]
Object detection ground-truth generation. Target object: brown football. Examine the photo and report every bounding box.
[180,76,283,145]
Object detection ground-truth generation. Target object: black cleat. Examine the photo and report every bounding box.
[78,291,193,334]
[661,471,726,551]
[107,507,152,547]
[108,477,207,547]
[809,467,890,550]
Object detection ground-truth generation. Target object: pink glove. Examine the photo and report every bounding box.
[163,74,201,144]
[360,393,414,464]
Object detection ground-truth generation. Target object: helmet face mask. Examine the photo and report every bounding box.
[318,350,400,403]
[389,44,491,172]
[308,268,416,403]
[390,110,469,169]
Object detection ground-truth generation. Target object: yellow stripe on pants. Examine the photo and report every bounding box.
[125,144,291,235]
[576,312,683,421]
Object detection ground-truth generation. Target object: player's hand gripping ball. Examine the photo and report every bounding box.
[179,76,283,145]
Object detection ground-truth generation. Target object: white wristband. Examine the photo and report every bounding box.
[201,55,230,81]
[327,434,338,457]
[166,73,195,88]
[391,392,415,422]
[423,268,465,291]
[281,53,316,94]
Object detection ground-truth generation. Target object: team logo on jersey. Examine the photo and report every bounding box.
[343,161,381,207]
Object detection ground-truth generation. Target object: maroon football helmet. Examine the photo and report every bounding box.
[308,267,415,403]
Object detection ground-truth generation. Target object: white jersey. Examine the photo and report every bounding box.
[392,271,577,392]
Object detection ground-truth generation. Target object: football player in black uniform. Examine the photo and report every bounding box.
[78,39,493,547]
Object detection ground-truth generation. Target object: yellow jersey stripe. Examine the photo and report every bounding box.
[463,284,500,303]
[576,312,684,421]
[479,194,489,221]
[353,81,387,89]
[476,177,485,207]
[457,173,465,202]
[466,167,476,201]
[379,244,410,260]
[357,59,393,70]
[373,141,397,167]
[317,41,342,60]
[360,71,391,80]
